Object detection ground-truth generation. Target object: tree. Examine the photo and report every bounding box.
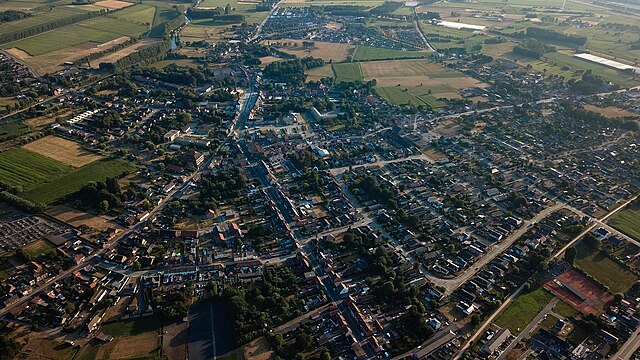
[224,3,231,14]
[564,246,577,265]
[99,200,109,213]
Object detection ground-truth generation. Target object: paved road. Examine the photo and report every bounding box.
[497,298,559,360]
[613,324,640,360]
[455,193,639,359]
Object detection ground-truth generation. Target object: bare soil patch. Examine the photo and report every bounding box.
[109,332,159,359]
[262,39,355,62]
[47,205,124,232]
[23,135,103,167]
[95,0,132,9]
[163,320,188,360]
[242,336,273,360]
[584,104,639,118]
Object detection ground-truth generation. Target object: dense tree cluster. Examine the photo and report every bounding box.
[200,169,247,206]
[0,10,29,23]
[0,334,20,360]
[209,267,304,345]
[567,70,614,95]
[75,177,127,213]
[263,57,324,85]
[524,27,587,46]
[99,41,171,72]
[161,282,194,319]
[133,63,224,86]
[513,39,555,59]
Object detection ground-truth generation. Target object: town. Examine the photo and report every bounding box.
[0,0,639,359]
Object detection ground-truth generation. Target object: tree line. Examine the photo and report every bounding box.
[99,41,171,72]
[512,39,555,59]
[0,10,30,23]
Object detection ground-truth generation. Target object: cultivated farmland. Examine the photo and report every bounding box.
[23,158,136,205]
[352,46,429,61]
[0,148,71,190]
[23,136,104,168]
[610,206,640,242]
[333,62,363,82]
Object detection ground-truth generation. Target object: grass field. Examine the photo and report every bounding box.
[2,24,123,56]
[101,315,163,336]
[22,239,55,258]
[376,86,446,108]
[23,136,104,168]
[352,46,429,61]
[110,4,156,24]
[532,52,640,88]
[0,148,72,190]
[610,207,640,242]
[0,6,93,33]
[574,241,637,293]
[0,120,30,141]
[306,64,334,82]
[23,158,136,205]
[333,62,363,82]
[494,286,555,335]
[145,0,181,38]
[553,300,578,318]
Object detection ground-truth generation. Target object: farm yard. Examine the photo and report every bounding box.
[23,136,104,168]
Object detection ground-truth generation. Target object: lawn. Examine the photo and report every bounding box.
[609,207,640,242]
[352,46,429,61]
[145,0,181,38]
[333,62,363,83]
[574,241,638,293]
[553,300,578,318]
[101,315,163,337]
[77,14,151,37]
[0,148,72,190]
[23,158,136,205]
[21,239,55,258]
[494,286,555,335]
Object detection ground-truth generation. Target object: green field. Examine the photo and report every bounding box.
[23,158,136,205]
[21,239,55,258]
[494,286,555,335]
[333,62,363,82]
[553,300,578,318]
[101,315,163,337]
[352,46,429,61]
[77,15,151,37]
[574,241,638,293]
[610,207,640,242]
[0,120,31,141]
[531,52,640,88]
[110,4,156,24]
[0,5,93,33]
[2,23,121,56]
[376,86,446,108]
[0,148,72,190]
[146,0,181,38]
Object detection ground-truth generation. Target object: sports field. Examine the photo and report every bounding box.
[23,136,104,168]
[574,241,637,293]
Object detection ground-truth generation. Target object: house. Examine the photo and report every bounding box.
[164,129,180,142]
[481,328,511,355]
[181,151,205,169]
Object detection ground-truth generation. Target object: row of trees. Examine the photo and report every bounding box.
[0,10,29,23]
[0,9,106,44]
[99,41,171,72]
[0,191,46,213]
[75,37,140,66]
